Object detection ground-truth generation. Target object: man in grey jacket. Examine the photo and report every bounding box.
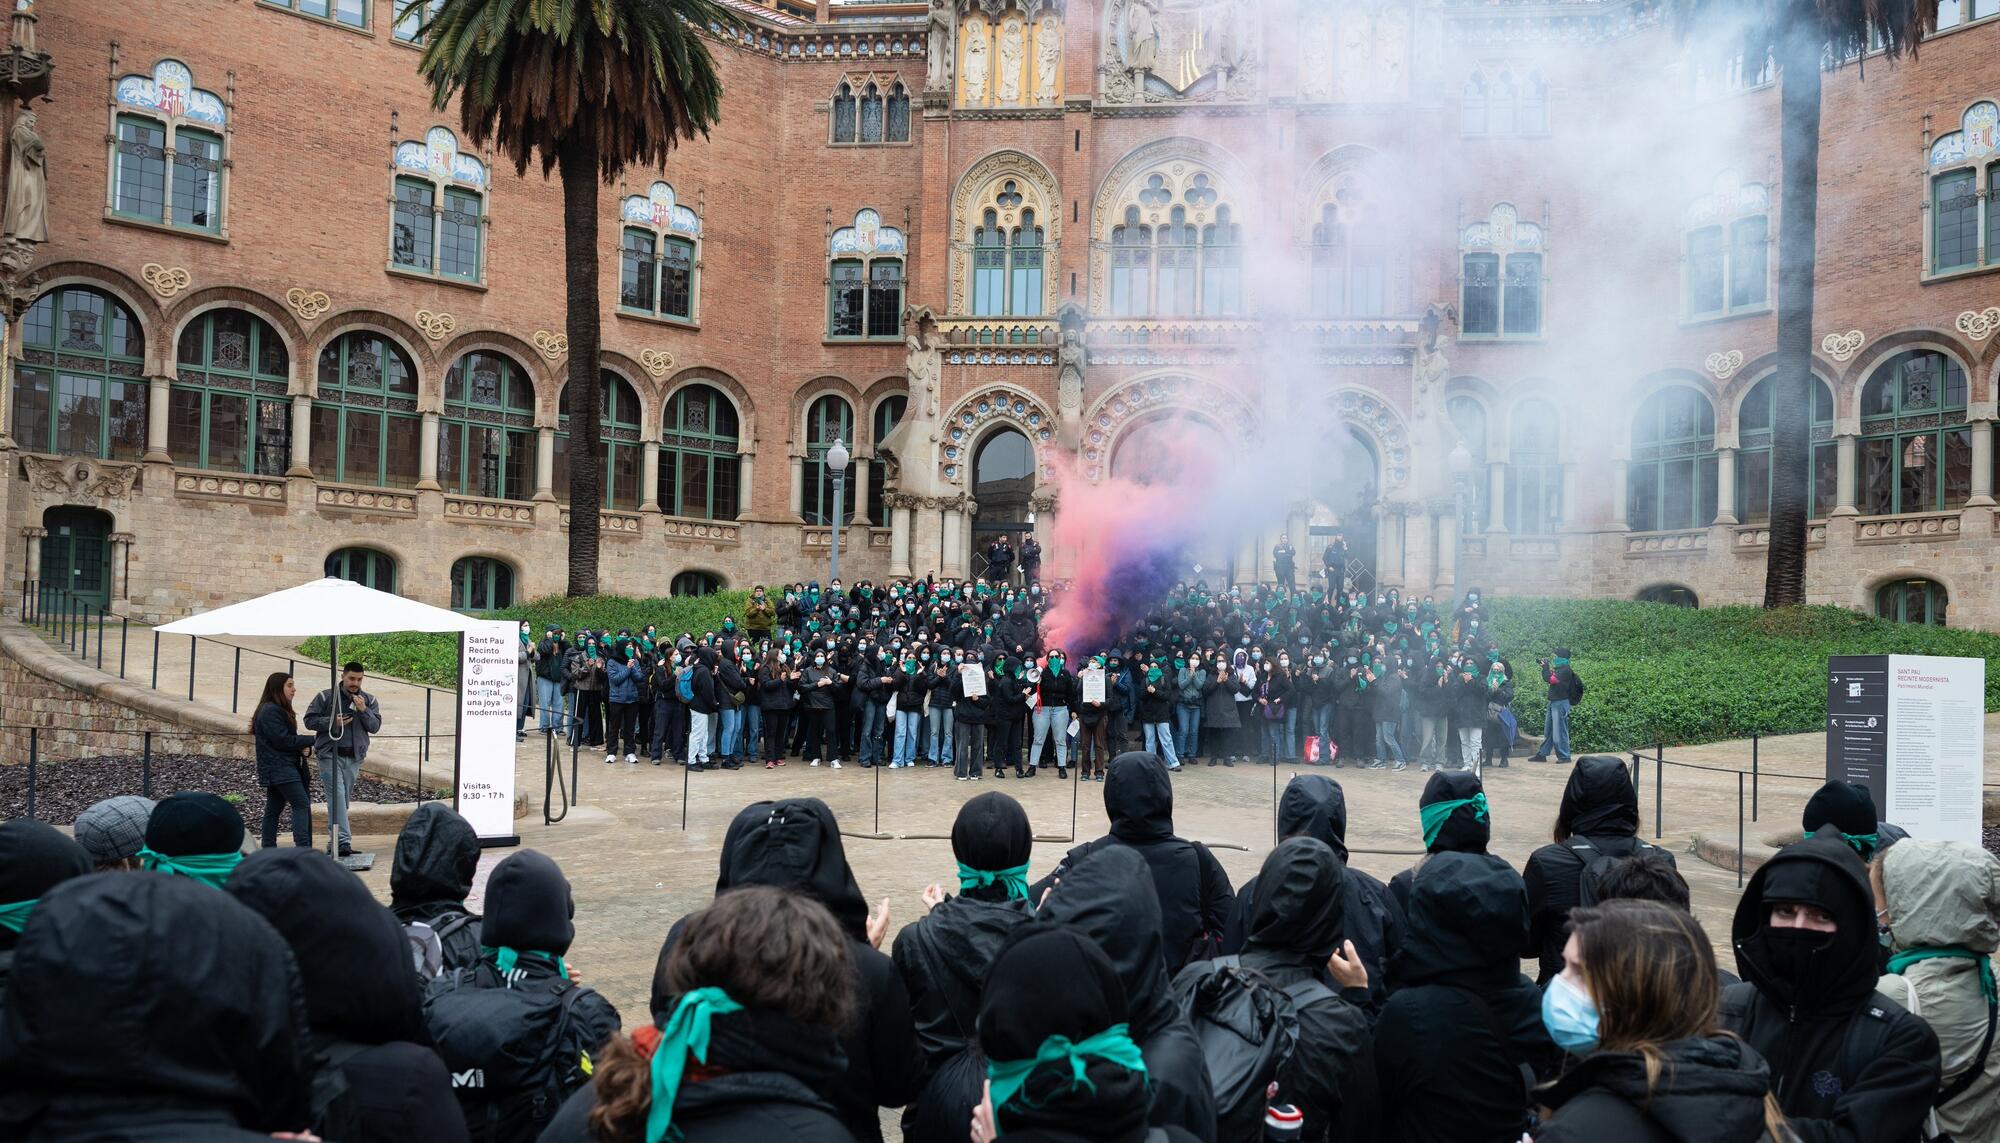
[304,661,382,858]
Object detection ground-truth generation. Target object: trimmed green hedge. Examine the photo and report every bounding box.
[1488,600,2000,753]
[298,592,751,690]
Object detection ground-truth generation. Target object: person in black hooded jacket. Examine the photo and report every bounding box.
[973,926,1202,1143]
[1034,752,1232,976]
[390,802,485,973]
[711,798,922,1143]
[1219,773,1403,1012]
[1800,780,1885,862]
[228,847,469,1143]
[0,871,316,1141]
[1373,851,1558,1143]
[1720,835,1941,1142]
[0,819,93,1008]
[893,792,1037,1143]
[1388,768,1491,911]
[1034,844,1218,1142]
[1522,755,1675,984]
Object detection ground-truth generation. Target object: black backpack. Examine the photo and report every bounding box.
[307,1038,368,1143]
[423,968,593,1143]
[1568,838,1660,908]
[1173,956,1334,1142]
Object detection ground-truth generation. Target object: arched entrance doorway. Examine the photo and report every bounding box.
[1306,425,1380,590]
[41,507,114,609]
[1110,413,1236,586]
[970,428,1033,580]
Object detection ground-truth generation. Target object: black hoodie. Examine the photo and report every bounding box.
[1522,755,1674,983]
[713,799,922,1143]
[1720,836,1940,1142]
[1389,770,1491,910]
[228,848,469,1143]
[1374,852,1557,1143]
[0,820,92,1006]
[1035,753,1233,976]
[0,872,314,1142]
[1220,774,1404,1011]
[1533,1034,1775,1143]
[389,803,485,972]
[1035,844,1219,1142]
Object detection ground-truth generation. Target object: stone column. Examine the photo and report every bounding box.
[1833,435,1858,516]
[288,395,314,477]
[941,499,972,579]
[1609,460,1629,531]
[0,315,17,449]
[639,440,661,512]
[890,498,913,578]
[108,532,134,604]
[1968,421,1995,507]
[1401,507,1432,592]
[735,451,754,519]
[1380,509,1406,587]
[1713,447,1738,525]
[851,457,871,524]
[416,411,441,491]
[789,455,805,521]
[1485,461,1509,534]
[534,427,556,502]
[21,527,45,591]
[1436,510,1459,590]
[144,374,172,463]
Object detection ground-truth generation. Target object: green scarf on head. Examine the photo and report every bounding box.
[137,847,242,889]
[0,898,38,934]
[956,861,1031,900]
[1802,829,1879,859]
[488,945,570,981]
[1888,947,1998,1004]
[646,987,744,1143]
[1419,793,1489,849]
[987,1024,1148,1120]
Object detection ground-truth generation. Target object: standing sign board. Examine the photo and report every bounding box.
[1826,654,1984,845]
[456,618,521,845]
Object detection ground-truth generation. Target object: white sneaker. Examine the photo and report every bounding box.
[604,754,615,765]
[831,758,843,769]
[624,753,637,764]
[810,758,821,767]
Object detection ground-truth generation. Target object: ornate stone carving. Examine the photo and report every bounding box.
[140,262,191,298]
[443,496,536,525]
[905,305,943,418]
[175,472,286,502]
[1820,329,1864,362]
[4,108,47,246]
[1414,302,1456,417]
[1955,307,2000,342]
[21,456,141,501]
[1331,389,1411,490]
[640,349,675,378]
[1703,349,1745,382]
[1056,323,1085,449]
[1080,373,1256,481]
[285,287,332,321]
[532,330,569,361]
[318,487,417,514]
[414,308,456,343]
[941,386,1057,483]
[949,150,1061,315]
[926,0,955,91]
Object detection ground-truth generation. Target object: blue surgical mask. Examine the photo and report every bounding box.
[1541,973,1600,1056]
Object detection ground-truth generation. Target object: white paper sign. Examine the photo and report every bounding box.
[1884,654,1985,845]
[960,663,987,698]
[1081,669,1107,706]
[456,619,520,840]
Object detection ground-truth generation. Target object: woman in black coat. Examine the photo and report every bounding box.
[251,671,317,850]
[1522,756,1674,984]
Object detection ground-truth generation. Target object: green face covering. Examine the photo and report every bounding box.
[1419,792,1489,849]
[986,1024,1150,1122]
[1802,829,1879,860]
[646,987,745,1143]
[1552,657,1570,669]
[137,847,243,889]
[0,898,38,933]
[1887,948,1998,1004]
[956,860,1031,900]
[488,945,569,981]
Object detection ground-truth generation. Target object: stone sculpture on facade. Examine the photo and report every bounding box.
[926,0,955,91]
[964,19,990,100]
[1056,322,1085,450]
[1035,16,1060,101]
[997,18,1024,102]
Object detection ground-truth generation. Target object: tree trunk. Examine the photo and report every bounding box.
[1763,26,1821,609]
[560,137,603,598]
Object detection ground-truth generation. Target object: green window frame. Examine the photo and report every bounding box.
[620,228,657,312]
[867,259,903,338]
[672,570,724,596]
[1685,226,1726,316]
[973,210,1006,316]
[1876,579,1948,626]
[392,176,435,272]
[1727,216,1768,309]
[659,383,740,520]
[556,372,643,510]
[618,227,695,321]
[1507,398,1562,535]
[827,257,901,340]
[1735,374,1835,524]
[310,332,422,489]
[441,351,536,501]
[170,309,291,475]
[800,394,854,524]
[1201,208,1242,317]
[1628,386,1718,533]
[12,287,149,460]
[391,175,483,282]
[1932,168,1980,273]
[439,188,483,280]
[112,115,168,225]
[829,260,865,337]
[261,0,367,29]
[393,0,441,41]
[325,546,396,592]
[171,127,223,233]
[1858,349,1971,516]
[451,556,515,611]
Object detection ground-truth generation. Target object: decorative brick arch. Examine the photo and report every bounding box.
[939,383,1057,484]
[949,148,1063,315]
[436,330,558,419]
[1088,137,1251,313]
[1328,387,1412,490]
[306,311,430,403]
[664,366,757,446]
[165,286,310,391]
[1082,372,1256,482]
[28,261,167,375]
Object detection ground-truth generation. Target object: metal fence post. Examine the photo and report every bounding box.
[143,730,154,799]
[151,629,160,689]
[1751,731,1760,822]
[1654,743,1664,840]
[1736,771,1746,888]
[26,728,37,819]
[119,616,128,679]
[96,608,105,670]
[232,647,242,713]
[188,636,197,701]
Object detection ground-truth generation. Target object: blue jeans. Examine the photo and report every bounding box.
[1175,703,1202,757]
[1376,720,1406,764]
[1313,705,1334,752]
[860,702,887,764]
[1283,707,1299,758]
[1029,705,1070,769]
[928,706,954,765]
[743,705,762,761]
[1538,698,1573,759]
[1143,722,1180,768]
[718,706,743,759]
[1262,718,1286,759]
[536,678,566,733]
[893,711,921,766]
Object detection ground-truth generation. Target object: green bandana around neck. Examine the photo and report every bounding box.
[488,945,570,981]
[0,898,38,933]
[986,1024,1149,1121]
[1552,657,1570,668]
[647,987,745,1143]
[1888,947,1998,1004]
[1419,792,1489,849]
[1802,829,1879,859]
[137,847,242,889]
[956,860,1031,900]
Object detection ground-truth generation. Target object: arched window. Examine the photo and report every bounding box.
[1310,191,1388,317]
[1109,171,1241,317]
[1518,71,1549,134]
[325,546,396,592]
[1155,206,1197,316]
[1876,578,1948,626]
[660,383,740,520]
[963,175,1047,317]
[887,82,911,142]
[1508,399,1561,535]
[1736,374,1835,523]
[973,209,1007,316]
[391,126,488,283]
[1012,209,1044,316]
[14,287,148,460]
[1447,395,1489,529]
[313,332,421,488]
[1110,206,1152,317]
[1201,206,1242,316]
[1636,584,1699,608]
[867,394,907,524]
[556,372,644,510]
[860,82,885,143]
[828,210,905,340]
[111,60,226,234]
[441,352,536,501]
[1629,386,1718,532]
[1926,101,1998,275]
[672,570,724,597]
[1460,73,1487,135]
[1461,204,1542,338]
[1684,173,1771,317]
[800,394,855,524]
[619,181,702,323]
[1489,71,1517,136]
[831,82,857,144]
[1860,349,1971,516]
[170,310,290,475]
[451,557,515,611]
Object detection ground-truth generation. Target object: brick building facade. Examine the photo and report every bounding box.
[3,0,1999,626]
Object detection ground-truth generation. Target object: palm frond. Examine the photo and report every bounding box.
[1672,0,1940,69]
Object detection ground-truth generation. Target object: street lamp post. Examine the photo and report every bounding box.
[1449,441,1475,598]
[826,438,850,585]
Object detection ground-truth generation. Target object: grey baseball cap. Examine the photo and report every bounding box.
[72,795,156,865]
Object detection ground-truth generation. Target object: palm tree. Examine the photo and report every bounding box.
[1674,1,1934,607]
[411,0,737,596]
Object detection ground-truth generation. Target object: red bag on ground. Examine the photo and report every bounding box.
[1305,735,1321,763]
